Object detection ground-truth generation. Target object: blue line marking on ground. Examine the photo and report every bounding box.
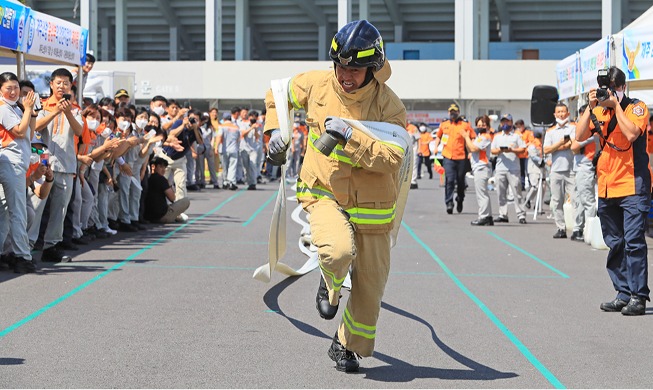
[0,191,244,340]
[402,221,565,389]
[243,191,278,227]
[487,231,570,279]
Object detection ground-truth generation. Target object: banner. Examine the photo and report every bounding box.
[0,0,28,51]
[556,52,579,99]
[21,9,88,65]
[621,25,653,82]
[579,36,610,93]
[407,111,448,127]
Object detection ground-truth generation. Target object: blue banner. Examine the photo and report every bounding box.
[0,0,28,51]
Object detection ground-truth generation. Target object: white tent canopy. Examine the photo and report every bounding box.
[556,5,653,98]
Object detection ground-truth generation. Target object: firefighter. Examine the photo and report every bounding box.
[264,20,406,372]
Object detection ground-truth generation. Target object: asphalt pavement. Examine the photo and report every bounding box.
[0,174,652,388]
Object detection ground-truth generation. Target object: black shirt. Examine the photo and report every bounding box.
[162,120,199,160]
[144,172,170,221]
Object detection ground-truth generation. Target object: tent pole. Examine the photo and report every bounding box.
[16,52,26,80]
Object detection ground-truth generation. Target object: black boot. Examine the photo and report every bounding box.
[316,276,339,320]
[328,332,360,372]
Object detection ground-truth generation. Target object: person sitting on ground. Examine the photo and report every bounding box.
[144,157,190,224]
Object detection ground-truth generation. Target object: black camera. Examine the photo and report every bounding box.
[189,117,196,124]
[596,69,611,102]
[250,118,257,125]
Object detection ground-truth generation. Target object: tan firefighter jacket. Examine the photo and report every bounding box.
[264,61,407,234]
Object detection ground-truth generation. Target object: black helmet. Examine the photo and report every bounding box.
[329,20,385,71]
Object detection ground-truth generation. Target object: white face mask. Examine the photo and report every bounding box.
[118,120,131,131]
[1,96,18,106]
[152,106,166,116]
[104,108,114,116]
[419,126,427,133]
[135,118,148,129]
[556,117,568,126]
[30,153,40,165]
[87,119,99,131]
[101,128,112,138]
[615,90,624,101]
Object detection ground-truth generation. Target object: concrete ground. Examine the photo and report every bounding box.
[0,174,651,388]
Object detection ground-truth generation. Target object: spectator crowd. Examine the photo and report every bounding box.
[0,53,302,274]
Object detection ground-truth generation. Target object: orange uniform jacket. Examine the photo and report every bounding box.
[589,100,650,198]
[418,132,433,156]
[436,119,475,160]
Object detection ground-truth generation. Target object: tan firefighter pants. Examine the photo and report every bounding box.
[306,198,391,357]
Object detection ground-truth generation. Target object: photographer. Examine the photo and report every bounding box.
[160,109,203,201]
[576,66,650,316]
[543,103,575,239]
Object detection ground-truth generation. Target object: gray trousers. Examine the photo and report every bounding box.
[185,148,196,185]
[473,166,492,218]
[86,166,102,229]
[196,148,218,185]
[549,170,575,230]
[495,170,525,219]
[71,175,84,238]
[80,171,95,230]
[411,143,418,184]
[573,169,596,232]
[240,149,258,186]
[222,151,239,185]
[44,172,74,250]
[0,162,31,259]
[97,179,111,229]
[28,187,49,248]
[118,170,141,224]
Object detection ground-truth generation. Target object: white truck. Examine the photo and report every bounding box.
[83,70,136,103]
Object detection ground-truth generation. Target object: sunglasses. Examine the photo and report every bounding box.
[31,147,45,155]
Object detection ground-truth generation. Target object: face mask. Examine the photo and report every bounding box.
[105,108,114,116]
[101,128,112,138]
[135,118,148,129]
[615,90,624,101]
[87,119,99,131]
[475,127,486,134]
[30,153,40,165]
[556,117,568,126]
[1,96,18,106]
[449,112,459,121]
[152,106,166,116]
[500,124,512,132]
[419,126,427,133]
[118,120,131,131]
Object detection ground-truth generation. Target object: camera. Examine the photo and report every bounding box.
[62,93,72,101]
[596,69,611,102]
[189,117,197,125]
[250,118,257,125]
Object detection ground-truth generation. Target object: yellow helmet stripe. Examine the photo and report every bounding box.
[357,48,375,58]
[331,38,338,51]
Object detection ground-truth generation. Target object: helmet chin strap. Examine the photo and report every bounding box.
[358,67,375,89]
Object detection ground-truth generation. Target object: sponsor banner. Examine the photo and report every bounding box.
[0,0,28,51]
[556,52,579,99]
[621,26,653,82]
[21,9,88,65]
[579,36,610,93]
